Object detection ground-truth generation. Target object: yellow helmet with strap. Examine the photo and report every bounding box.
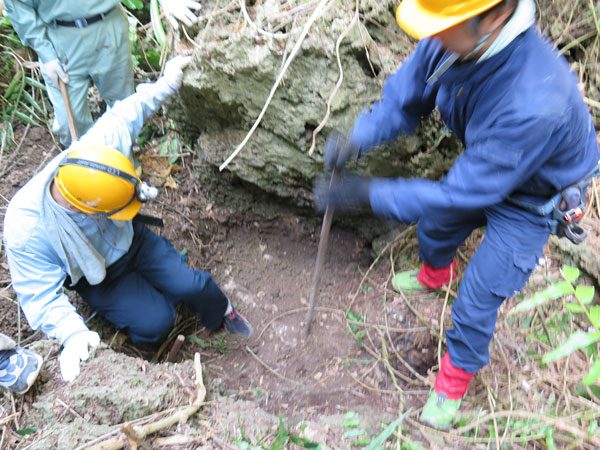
[54,145,142,220]
[396,0,505,39]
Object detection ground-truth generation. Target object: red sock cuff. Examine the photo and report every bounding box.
[434,353,475,400]
[417,260,456,289]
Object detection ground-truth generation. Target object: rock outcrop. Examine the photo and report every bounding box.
[173,0,462,206]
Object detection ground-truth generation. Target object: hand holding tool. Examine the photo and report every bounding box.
[41,59,69,89]
[313,173,371,214]
[323,130,360,171]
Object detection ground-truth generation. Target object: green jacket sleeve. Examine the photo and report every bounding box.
[4,0,58,63]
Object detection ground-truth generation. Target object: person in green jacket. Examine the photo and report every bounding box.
[4,0,201,146]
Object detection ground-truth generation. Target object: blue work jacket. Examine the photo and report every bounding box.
[351,28,599,223]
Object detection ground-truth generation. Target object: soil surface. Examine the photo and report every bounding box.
[2,123,597,450]
[0,124,441,446]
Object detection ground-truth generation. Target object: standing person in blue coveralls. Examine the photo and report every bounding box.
[314,0,600,430]
[4,0,202,147]
[3,55,252,385]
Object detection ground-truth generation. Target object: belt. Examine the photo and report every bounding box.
[55,7,115,28]
[506,164,600,217]
[505,163,599,242]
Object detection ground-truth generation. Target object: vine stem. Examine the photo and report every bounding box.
[220,0,331,171]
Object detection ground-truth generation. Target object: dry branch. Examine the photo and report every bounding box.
[165,334,185,363]
[84,353,206,450]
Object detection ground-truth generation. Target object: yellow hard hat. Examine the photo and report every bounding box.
[54,145,142,220]
[396,0,504,39]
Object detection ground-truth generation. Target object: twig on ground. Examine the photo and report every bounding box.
[84,353,206,450]
[0,124,30,178]
[494,336,514,446]
[165,335,185,363]
[346,358,427,395]
[382,287,431,387]
[56,398,84,421]
[245,345,301,385]
[535,305,554,347]
[9,394,19,432]
[486,387,500,450]
[0,413,18,427]
[346,225,414,315]
[437,265,453,366]
[393,289,444,342]
[257,305,343,340]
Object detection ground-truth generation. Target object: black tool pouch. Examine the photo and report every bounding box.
[553,185,587,245]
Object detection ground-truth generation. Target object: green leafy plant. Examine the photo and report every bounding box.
[346,310,365,347]
[338,410,411,448]
[511,264,600,385]
[364,410,411,450]
[342,411,369,446]
[233,417,321,450]
[122,0,144,10]
[1,16,50,150]
[188,334,227,354]
[15,427,38,436]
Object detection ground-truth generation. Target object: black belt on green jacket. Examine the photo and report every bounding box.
[55,7,115,28]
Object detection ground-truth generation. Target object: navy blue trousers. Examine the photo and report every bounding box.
[417,203,550,373]
[72,223,229,343]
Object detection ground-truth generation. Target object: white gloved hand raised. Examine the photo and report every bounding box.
[158,0,201,30]
[162,55,193,91]
[59,330,100,383]
[40,59,69,88]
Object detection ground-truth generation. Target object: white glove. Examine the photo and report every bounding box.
[40,59,69,88]
[59,331,100,383]
[159,0,201,30]
[162,55,193,91]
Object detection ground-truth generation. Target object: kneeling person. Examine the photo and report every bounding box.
[3,56,251,384]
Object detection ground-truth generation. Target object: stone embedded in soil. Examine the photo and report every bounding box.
[24,342,197,449]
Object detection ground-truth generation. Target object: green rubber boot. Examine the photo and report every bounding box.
[420,390,462,430]
[392,269,428,293]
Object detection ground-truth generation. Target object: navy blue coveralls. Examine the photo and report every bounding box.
[71,223,229,343]
[351,28,600,373]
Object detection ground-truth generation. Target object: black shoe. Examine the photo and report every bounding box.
[224,308,253,337]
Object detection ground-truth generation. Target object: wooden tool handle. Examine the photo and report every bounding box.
[58,78,79,142]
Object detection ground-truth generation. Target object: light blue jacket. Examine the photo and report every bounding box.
[2,78,176,345]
